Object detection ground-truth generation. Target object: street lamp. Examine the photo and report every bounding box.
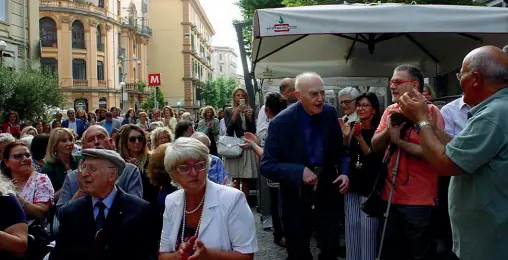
[0,40,7,67]
[120,82,126,112]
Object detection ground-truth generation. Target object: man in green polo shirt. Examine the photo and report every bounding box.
[397,45,508,260]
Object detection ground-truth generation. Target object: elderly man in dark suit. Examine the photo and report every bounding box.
[49,149,159,260]
[261,72,350,260]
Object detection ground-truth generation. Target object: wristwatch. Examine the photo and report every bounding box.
[415,121,431,133]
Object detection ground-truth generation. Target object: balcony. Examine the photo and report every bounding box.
[40,0,107,17]
[73,79,88,87]
[120,18,152,37]
[98,80,106,88]
[124,82,151,95]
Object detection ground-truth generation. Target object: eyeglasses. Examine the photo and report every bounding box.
[356,104,372,110]
[339,99,355,105]
[79,163,115,173]
[10,153,31,160]
[176,161,207,175]
[128,136,144,143]
[389,79,416,86]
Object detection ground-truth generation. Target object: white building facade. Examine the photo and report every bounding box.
[212,46,238,79]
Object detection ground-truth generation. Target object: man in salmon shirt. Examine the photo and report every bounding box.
[371,64,444,260]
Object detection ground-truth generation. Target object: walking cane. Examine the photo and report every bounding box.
[376,148,402,260]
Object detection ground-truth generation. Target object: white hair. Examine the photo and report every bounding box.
[19,135,34,148]
[295,72,324,91]
[150,127,173,149]
[191,132,210,147]
[164,137,210,188]
[149,121,164,131]
[21,126,38,138]
[338,87,360,99]
[0,133,15,144]
[181,112,192,121]
[467,48,508,84]
[0,175,14,196]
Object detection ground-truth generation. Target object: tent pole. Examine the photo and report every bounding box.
[234,21,257,110]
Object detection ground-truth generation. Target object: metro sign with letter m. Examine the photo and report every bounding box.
[148,73,161,86]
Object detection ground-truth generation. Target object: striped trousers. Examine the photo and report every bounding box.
[345,192,378,260]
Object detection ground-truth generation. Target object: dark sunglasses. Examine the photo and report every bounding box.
[128,136,144,143]
[10,153,32,160]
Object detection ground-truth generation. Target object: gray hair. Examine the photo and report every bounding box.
[503,44,508,55]
[191,132,210,147]
[150,127,173,149]
[149,121,164,131]
[181,112,192,121]
[0,175,14,196]
[19,135,34,148]
[67,109,75,115]
[467,48,508,84]
[338,87,360,99]
[0,133,15,144]
[295,72,324,91]
[81,125,109,143]
[164,137,210,188]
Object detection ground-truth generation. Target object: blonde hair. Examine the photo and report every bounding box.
[150,127,173,150]
[164,137,210,187]
[44,128,75,163]
[201,106,216,119]
[181,112,192,121]
[232,87,249,107]
[146,143,172,187]
[21,126,38,138]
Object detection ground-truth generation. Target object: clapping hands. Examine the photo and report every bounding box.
[177,236,209,260]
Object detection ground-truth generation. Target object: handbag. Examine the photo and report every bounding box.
[217,135,244,158]
[360,147,401,217]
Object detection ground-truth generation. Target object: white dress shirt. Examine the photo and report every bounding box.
[440,96,470,137]
[68,120,77,134]
[160,180,257,254]
[256,105,269,146]
[342,111,358,123]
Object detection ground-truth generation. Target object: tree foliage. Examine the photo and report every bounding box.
[0,66,65,121]
[141,87,165,111]
[202,77,238,109]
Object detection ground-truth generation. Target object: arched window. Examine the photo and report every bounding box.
[72,20,85,49]
[96,26,103,51]
[40,17,57,47]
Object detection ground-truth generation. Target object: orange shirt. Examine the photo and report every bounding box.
[375,103,445,206]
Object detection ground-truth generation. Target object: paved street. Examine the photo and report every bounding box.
[252,208,345,260]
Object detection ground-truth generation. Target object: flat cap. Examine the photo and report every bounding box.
[81,149,126,175]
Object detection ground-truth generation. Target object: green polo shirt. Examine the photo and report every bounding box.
[445,87,508,260]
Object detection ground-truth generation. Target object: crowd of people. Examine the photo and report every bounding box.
[0,44,507,260]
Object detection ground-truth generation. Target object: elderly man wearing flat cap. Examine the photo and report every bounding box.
[49,149,160,260]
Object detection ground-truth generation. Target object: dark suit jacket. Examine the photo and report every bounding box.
[49,187,160,260]
[260,102,350,207]
[224,107,256,137]
[61,119,86,138]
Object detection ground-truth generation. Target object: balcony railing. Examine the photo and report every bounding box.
[73,79,88,87]
[124,82,152,95]
[120,18,152,37]
[40,0,107,17]
[98,80,106,88]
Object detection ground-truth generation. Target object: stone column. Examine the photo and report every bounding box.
[58,16,72,88]
[88,19,98,89]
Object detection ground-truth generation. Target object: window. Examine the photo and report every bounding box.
[219,66,223,73]
[97,61,104,80]
[133,67,136,81]
[219,54,223,60]
[98,0,104,8]
[0,0,6,22]
[72,21,85,49]
[40,18,57,47]
[96,26,103,51]
[99,97,107,109]
[119,67,123,82]
[40,58,57,75]
[117,0,120,15]
[72,59,86,80]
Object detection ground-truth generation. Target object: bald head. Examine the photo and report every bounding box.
[82,125,113,150]
[295,72,324,92]
[464,45,508,86]
[191,132,210,147]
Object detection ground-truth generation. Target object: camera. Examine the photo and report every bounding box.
[390,112,412,126]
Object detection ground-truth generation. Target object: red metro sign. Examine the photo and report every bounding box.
[148,73,161,86]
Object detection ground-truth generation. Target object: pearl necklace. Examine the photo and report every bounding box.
[181,193,205,245]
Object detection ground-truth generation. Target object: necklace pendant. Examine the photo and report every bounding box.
[355,160,363,169]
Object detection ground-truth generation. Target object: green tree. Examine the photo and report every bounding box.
[141,87,165,110]
[217,77,228,108]
[0,66,65,121]
[202,80,219,108]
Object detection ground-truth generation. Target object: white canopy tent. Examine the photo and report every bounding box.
[251,3,508,79]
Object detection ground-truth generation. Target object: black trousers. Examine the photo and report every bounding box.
[269,186,284,242]
[377,202,435,260]
[282,177,343,260]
